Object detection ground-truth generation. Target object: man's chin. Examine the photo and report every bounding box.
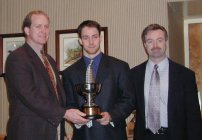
[87,49,101,55]
[39,41,47,45]
[151,55,166,60]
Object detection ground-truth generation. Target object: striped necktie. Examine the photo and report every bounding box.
[41,50,59,99]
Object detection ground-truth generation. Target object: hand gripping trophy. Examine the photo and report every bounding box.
[75,60,102,119]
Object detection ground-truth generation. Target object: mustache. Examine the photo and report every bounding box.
[151,47,161,51]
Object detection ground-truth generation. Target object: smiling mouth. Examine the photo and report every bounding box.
[88,46,95,49]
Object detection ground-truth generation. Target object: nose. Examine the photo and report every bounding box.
[41,26,49,33]
[153,41,158,48]
[39,27,45,34]
[89,37,93,44]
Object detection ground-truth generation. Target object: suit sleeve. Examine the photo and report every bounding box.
[108,63,136,125]
[62,69,79,109]
[184,71,202,140]
[5,53,66,127]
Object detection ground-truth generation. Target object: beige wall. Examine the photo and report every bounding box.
[0,0,189,135]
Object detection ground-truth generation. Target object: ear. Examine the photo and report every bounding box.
[143,43,149,55]
[24,27,30,36]
[143,43,147,49]
[78,38,83,46]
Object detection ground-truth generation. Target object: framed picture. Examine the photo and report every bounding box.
[55,27,108,71]
[184,18,202,109]
[0,33,25,76]
[0,33,48,76]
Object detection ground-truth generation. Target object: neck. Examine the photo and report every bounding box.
[83,49,101,59]
[26,39,44,51]
[150,56,166,64]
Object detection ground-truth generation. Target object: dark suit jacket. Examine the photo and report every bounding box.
[5,43,66,140]
[130,59,202,140]
[62,54,135,140]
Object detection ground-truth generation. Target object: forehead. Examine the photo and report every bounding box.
[31,14,49,24]
[145,29,165,39]
[81,26,99,35]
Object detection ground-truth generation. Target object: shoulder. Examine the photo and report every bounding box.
[130,61,147,72]
[62,58,83,74]
[169,59,195,75]
[102,54,129,68]
[169,60,196,84]
[6,44,29,62]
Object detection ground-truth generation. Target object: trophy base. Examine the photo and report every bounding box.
[83,106,102,120]
[84,114,102,120]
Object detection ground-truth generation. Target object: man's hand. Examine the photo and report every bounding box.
[64,109,89,124]
[97,112,112,125]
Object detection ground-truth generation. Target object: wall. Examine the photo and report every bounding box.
[0,0,189,135]
[168,2,185,65]
[168,0,202,110]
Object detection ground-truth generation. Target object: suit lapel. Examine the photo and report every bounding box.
[167,59,179,127]
[25,44,56,97]
[95,54,110,83]
[75,58,87,83]
[138,62,147,126]
[24,44,48,78]
[47,55,66,105]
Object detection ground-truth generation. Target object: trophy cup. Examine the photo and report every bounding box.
[75,60,102,119]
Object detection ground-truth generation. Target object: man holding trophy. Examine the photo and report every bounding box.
[62,20,135,140]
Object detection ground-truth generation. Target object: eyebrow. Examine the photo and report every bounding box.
[146,37,164,41]
[82,33,99,37]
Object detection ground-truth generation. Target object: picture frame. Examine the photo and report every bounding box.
[184,18,202,109]
[55,27,108,71]
[0,33,47,76]
[0,33,25,76]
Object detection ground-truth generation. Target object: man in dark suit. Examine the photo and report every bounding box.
[5,10,87,140]
[130,24,202,140]
[62,20,135,140]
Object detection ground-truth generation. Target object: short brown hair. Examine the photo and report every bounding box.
[141,24,168,43]
[22,10,49,33]
[77,20,101,38]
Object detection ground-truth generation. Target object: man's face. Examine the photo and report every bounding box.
[25,14,49,48]
[79,26,101,58]
[144,29,167,62]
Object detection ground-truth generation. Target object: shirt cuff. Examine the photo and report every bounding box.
[110,122,115,127]
[74,120,92,129]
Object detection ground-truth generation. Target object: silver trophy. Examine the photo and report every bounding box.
[75,60,102,119]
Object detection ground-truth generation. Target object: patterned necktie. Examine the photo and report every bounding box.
[85,59,94,128]
[41,50,59,99]
[86,59,95,84]
[147,64,161,134]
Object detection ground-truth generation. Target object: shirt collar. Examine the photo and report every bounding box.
[83,52,102,66]
[148,57,169,72]
[26,42,44,60]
